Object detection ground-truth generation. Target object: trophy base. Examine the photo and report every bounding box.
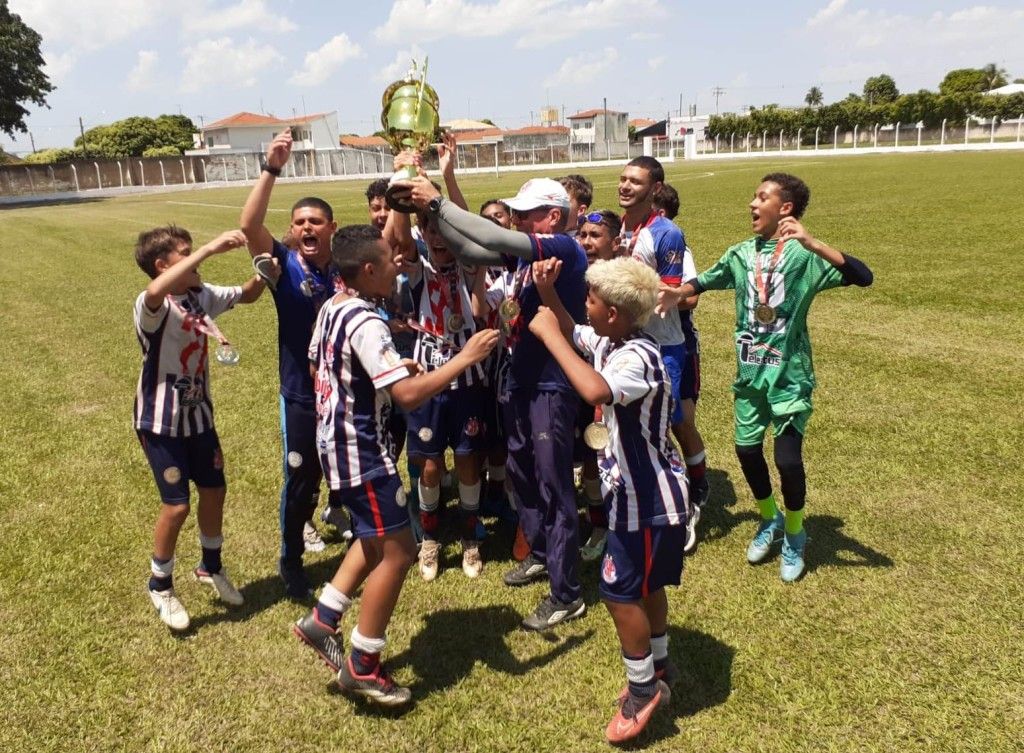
[385,166,419,213]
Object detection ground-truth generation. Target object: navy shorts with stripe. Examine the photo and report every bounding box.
[406,384,486,458]
[679,344,700,402]
[328,473,409,539]
[137,429,225,504]
[599,524,686,603]
[660,343,687,425]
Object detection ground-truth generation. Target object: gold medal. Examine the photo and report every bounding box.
[498,298,520,323]
[583,421,610,451]
[754,303,777,325]
[446,313,465,332]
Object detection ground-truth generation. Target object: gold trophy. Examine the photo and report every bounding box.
[380,58,442,212]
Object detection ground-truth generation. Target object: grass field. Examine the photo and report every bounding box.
[1,151,1021,753]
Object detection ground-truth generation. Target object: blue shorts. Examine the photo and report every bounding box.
[406,385,486,458]
[328,473,409,539]
[599,525,685,603]
[137,429,225,504]
[661,343,687,425]
[679,344,701,403]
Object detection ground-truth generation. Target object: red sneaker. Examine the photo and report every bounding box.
[605,680,670,744]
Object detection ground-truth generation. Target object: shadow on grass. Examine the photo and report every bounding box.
[386,605,595,701]
[695,468,754,545]
[622,625,735,748]
[805,514,893,573]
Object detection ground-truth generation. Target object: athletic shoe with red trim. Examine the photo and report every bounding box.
[336,656,412,707]
[293,608,345,672]
[605,680,670,744]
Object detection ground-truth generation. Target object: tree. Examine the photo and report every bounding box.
[804,87,823,107]
[863,74,899,105]
[73,115,196,157]
[939,68,992,96]
[981,63,1008,90]
[0,0,55,137]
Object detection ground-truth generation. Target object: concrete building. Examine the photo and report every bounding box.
[567,108,629,159]
[187,111,340,155]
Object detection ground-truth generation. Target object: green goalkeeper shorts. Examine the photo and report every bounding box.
[733,389,813,446]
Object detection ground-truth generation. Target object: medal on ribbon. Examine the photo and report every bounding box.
[583,405,609,451]
[754,238,785,326]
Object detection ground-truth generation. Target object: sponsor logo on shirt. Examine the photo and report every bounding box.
[737,332,782,368]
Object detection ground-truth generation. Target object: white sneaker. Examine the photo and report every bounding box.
[320,505,354,541]
[461,540,483,578]
[419,539,440,581]
[149,587,190,631]
[193,567,244,606]
[683,504,701,554]
[581,527,608,561]
[303,521,326,552]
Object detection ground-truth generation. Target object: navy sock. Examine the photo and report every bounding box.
[149,555,173,592]
[350,647,380,676]
[201,546,222,575]
[315,604,341,631]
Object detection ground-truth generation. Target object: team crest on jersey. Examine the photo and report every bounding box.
[464,417,480,437]
[737,332,782,367]
[601,553,617,584]
[287,451,303,469]
[163,466,182,484]
[395,486,407,508]
[173,376,205,407]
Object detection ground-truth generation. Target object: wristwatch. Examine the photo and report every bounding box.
[427,196,444,214]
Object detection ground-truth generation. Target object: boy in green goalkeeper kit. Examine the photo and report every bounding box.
[658,173,873,582]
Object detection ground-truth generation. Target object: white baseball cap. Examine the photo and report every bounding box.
[503,178,570,212]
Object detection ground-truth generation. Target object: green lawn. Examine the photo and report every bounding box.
[1,151,1021,753]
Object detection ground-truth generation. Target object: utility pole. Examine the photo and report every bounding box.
[712,87,725,114]
[678,93,683,117]
[79,117,87,153]
[603,97,609,158]
[29,131,36,153]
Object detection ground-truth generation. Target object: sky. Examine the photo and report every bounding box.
[5,0,1024,154]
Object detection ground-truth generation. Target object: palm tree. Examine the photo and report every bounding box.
[981,63,1008,90]
[805,86,823,107]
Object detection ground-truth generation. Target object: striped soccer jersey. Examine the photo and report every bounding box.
[572,325,688,532]
[624,215,697,347]
[309,296,410,489]
[406,245,483,390]
[133,284,241,437]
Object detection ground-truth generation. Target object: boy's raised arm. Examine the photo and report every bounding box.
[143,230,247,310]
[241,129,292,256]
[528,308,611,406]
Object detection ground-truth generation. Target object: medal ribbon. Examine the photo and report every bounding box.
[296,252,333,309]
[620,210,659,256]
[169,293,230,375]
[755,238,786,306]
[442,265,464,331]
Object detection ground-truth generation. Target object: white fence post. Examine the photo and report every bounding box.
[746,132,751,153]
[778,129,784,151]
[833,126,839,150]
[242,155,249,181]
[853,124,858,149]
[139,160,145,187]
[179,159,187,184]
[117,160,124,187]
[25,167,34,192]
[895,122,900,149]
[730,132,735,152]
[1018,115,1023,142]
[941,118,947,145]
[990,118,996,143]
[796,128,802,151]
[964,118,970,145]
[48,165,55,190]
[159,161,167,186]
[762,130,767,153]
[873,123,879,148]
[94,162,101,189]
[917,123,923,147]
[814,127,820,150]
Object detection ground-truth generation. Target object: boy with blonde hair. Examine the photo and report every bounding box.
[530,256,688,744]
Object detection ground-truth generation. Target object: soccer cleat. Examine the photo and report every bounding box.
[746,512,785,564]
[780,529,808,583]
[521,595,586,631]
[293,609,346,672]
[320,504,354,541]
[580,527,608,561]
[461,539,483,578]
[303,521,326,552]
[683,503,701,554]
[503,553,548,587]
[418,539,440,582]
[193,566,244,606]
[148,587,190,631]
[337,656,412,707]
[605,680,670,744]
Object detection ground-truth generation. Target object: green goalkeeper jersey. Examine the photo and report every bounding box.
[696,236,845,403]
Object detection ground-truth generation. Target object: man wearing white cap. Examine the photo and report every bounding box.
[394,176,589,630]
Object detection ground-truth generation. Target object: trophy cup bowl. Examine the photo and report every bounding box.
[380,60,441,213]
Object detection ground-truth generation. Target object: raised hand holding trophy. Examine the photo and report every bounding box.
[380,58,441,213]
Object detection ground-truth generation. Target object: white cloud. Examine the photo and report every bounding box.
[179,37,283,92]
[42,49,76,83]
[181,0,297,34]
[544,46,619,88]
[807,0,847,27]
[374,0,666,48]
[376,45,427,84]
[648,56,665,72]
[11,0,158,50]
[630,31,661,41]
[288,34,364,87]
[126,50,159,92]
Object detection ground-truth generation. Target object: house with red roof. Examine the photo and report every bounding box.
[188,111,339,155]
